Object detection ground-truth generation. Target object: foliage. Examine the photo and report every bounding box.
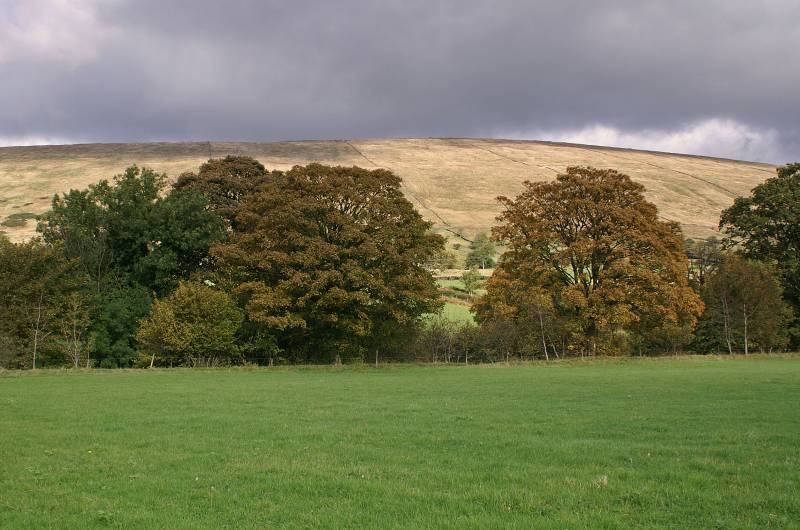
[684,236,724,288]
[213,164,444,362]
[136,281,243,367]
[38,165,226,296]
[699,254,793,354]
[474,267,566,359]
[423,245,458,271]
[460,267,482,295]
[0,236,86,368]
[57,292,92,368]
[465,232,496,269]
[720,162,800,344]
[477,166,704,356]
[6,158,797,368]
[87,284,152,368]
[173,155,276,229]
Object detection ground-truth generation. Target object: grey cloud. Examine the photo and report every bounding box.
[1,0,798,162]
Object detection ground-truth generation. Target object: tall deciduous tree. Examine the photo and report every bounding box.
[38,165,226,295]
[0,236,85,368]
[37,166,226,367]
[212,164,444,362]
[702,254,793,354]
[477,166,703,355]
[58,292,92,368]
[719,162,800,345]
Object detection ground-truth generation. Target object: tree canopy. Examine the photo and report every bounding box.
[136,281,243,367]
[4,158,795,369]
[212,163,444,362]
[38,165,226,295]
[0,236,87,368]
[720,162,800,344]
[173,155,276,229]
[466,232,496,269]
[699,254,792,354]
[475,166,703,355]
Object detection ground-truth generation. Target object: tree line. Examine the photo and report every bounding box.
[0,158,797,368]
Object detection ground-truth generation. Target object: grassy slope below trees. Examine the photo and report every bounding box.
[1,356,798,529]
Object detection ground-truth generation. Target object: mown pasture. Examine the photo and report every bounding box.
[1,356,798,528]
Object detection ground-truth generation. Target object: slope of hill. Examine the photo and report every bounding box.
[0,138,774,242]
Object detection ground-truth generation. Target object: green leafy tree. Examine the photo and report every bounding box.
[461,267,482,295]
[57,292,92,368]
[702,254,793,354]
[136,281,243,367]
[0,236,86,368]
[477,166,703,356]
[466,232,496,269]
[37,188,111,293]
[87,284,152,368]
[36,166,226,367]
[213,164,444,363]
[38,165,226,295]
[719,162,800,345]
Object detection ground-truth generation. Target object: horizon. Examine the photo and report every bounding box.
[1,1,797,164]
[0,136,781,166]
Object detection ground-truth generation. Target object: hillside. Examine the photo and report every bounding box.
[0,138,774,242]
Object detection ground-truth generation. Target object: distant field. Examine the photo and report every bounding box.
[432,278,480,324]
[0,139,774,242]
[440,302,475,324]
[1,356,798,529]
[421,302,475,326]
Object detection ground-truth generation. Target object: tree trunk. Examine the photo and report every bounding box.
[538,308,549,361]
[721,296,733,354]
[32,291,44,370]
[743,306,749,355]
[72,317,79,368]
[375,350,379,367]
[149,353,155,368]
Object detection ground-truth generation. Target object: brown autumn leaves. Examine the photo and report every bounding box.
[475,166,704,356]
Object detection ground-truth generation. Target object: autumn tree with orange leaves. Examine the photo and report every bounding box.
[212,164,444,363]
[475,166,703,356]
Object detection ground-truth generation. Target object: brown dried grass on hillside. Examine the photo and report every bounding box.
[0,138,772,242]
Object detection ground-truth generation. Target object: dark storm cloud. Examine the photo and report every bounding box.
[1,0,798,161]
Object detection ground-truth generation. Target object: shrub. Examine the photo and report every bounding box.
[136,281,243,367]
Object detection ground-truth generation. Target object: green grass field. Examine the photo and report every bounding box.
[1,357,799,528]
[438,302,475,324]
[436,279,466,289]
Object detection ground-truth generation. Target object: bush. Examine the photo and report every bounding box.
[136,281,243,366]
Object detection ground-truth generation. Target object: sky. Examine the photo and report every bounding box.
[0,0,797,163]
